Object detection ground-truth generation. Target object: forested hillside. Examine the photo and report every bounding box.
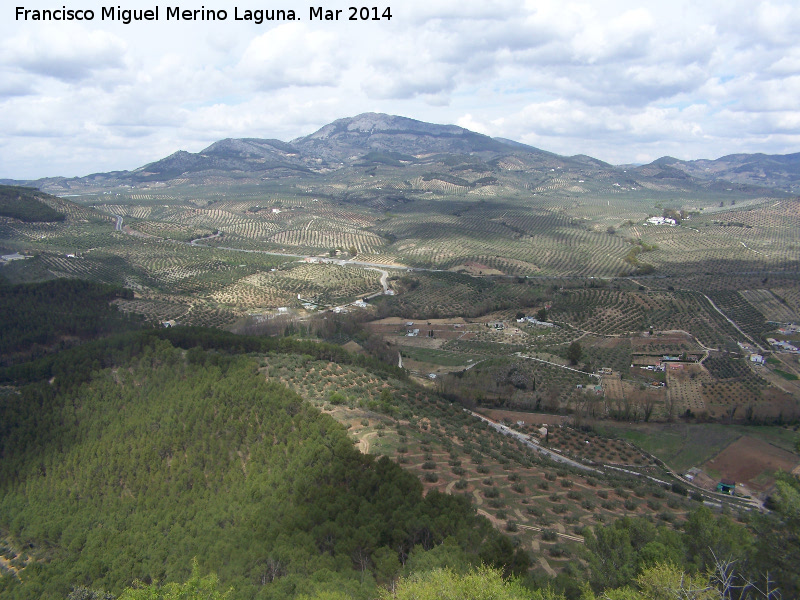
[0,185,65,223]
[0,278,137,365]
[0,337,524,600]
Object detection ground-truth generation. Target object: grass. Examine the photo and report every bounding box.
[595,422,800,472]
[774,369,799,381]
[399,347,483,366]
[594,423,740,472]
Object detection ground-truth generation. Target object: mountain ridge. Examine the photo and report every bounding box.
[2,113,797,196]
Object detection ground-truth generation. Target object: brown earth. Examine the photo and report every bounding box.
[478,408,569,426]
[703,436,799,492]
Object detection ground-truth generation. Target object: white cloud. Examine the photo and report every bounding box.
[3,26,127,82]
[1,0,800,178]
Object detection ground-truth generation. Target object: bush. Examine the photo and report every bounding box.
[541,529,558,541]
[484,488,500,498]
[423,472,439,482]
[671,482,689,496]
[505,520,517,532]
[421,461,436,470]
[454,479,468,490]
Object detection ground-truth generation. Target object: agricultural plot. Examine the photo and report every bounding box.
[212,263,382,309]
[740,289,800,323]
[259,353,694,576]
[666,364,711,415]
[705,290,770,342]
[702,436,799,492]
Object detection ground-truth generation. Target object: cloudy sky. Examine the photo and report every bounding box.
[2,0,799,179]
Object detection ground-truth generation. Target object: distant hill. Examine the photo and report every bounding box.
[0,185,65,222]
[641,153,800,194]
[3,113,795,198]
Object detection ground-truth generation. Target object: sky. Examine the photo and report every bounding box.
[2,0,800,179]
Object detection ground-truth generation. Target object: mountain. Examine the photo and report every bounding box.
[290,113,516,160]
[4,113,796,198]
[641,153,800,194]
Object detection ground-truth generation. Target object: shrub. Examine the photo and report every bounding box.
[541,529,558,542]
[454,479,468,490]
[484,488,499,498]
[421,461,436,470]
[671,482,689,496]
[423,472,439,482]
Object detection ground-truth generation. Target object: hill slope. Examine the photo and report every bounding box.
[0,336,520,600]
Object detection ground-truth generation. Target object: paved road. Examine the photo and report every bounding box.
[465,410,602,473]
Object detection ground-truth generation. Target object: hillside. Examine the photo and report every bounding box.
[0,334,526,600]
[0,186,65,223]
[643,153,800,194]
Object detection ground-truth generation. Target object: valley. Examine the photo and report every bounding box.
[1,114,799,599]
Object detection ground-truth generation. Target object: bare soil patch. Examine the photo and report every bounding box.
[703,436,799,491]
[478,408,569,426]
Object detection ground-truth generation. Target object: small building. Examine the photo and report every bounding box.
[1,252,27,262]
[750,354,765,365]
[716,479,735,495]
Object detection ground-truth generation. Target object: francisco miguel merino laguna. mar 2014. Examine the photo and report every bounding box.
[15,5,393,23]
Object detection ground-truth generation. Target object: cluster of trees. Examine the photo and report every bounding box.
[0,278,137,365]
[0,338,527,600]
[0,185,65,222]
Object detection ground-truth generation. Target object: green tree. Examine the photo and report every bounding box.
[567,341,582,365]
[118,560,230,600]
[379,566,562,600]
